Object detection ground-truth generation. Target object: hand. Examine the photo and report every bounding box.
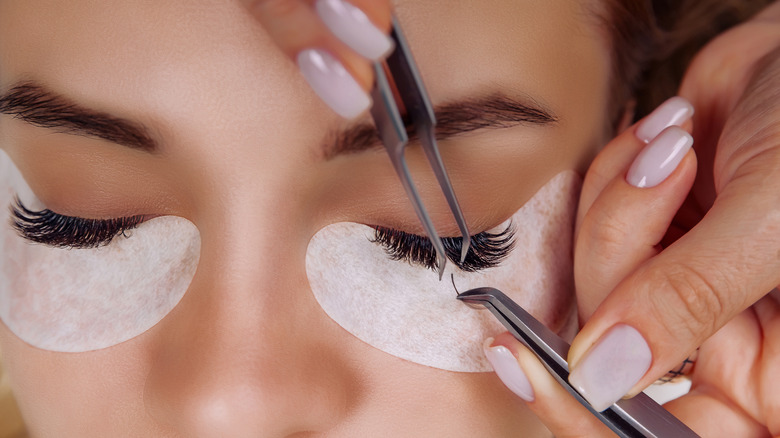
[243,0,393,118]
[484,2,780,436]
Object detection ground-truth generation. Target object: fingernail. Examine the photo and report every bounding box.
[297,48,371,119]
[483,338,535,402]
[315,0,394,60]
[568,325,651,412]
[626,126,693,188]
[635,96,694,143]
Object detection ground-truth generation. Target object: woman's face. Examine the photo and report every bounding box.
[0,0,612,436]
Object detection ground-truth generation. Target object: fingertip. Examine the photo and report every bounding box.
[579,96,695,213]
[248,0,378,117]
[626,126,694,189]
[634,96,695,144]
[483,336,535,402]
[338,47,376,91]
[488,334,615,436]
[315,0,394,61]
[567,324,652,412]
[310,0,394,94]
[296,48,372,119]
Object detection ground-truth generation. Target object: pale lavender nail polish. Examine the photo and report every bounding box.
[568,325,651,412]
[484,339,535,402]
[635,96,694,143]
[316,0,394,60]
[626,126,693,188]
[297,48,371,119]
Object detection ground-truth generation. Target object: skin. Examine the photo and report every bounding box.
[484,4,780,436]
[247,1,780,436]
[0,0,613,436]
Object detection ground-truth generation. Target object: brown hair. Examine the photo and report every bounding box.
[601,0,773,130]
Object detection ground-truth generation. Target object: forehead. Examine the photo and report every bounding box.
[0,1,611,223]
[0,0,608,108]
[395,1,607,104]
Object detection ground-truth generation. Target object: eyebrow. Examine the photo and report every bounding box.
[0,82,557,159]
[323,93,558,160]
[0,82,158,152]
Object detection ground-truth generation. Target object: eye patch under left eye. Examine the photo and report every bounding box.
[0,150,201,352]
[305,170,582,372]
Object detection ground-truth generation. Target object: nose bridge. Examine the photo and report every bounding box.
[144,196,354,437]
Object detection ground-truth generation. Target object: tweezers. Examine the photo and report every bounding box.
[457,287,700,438]
[370,17,470,278]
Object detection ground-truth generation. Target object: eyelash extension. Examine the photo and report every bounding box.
[10,197,144,249]
[372,223,515,272]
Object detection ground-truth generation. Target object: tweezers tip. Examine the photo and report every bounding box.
[459,239,470,264]
[436,256,447,281]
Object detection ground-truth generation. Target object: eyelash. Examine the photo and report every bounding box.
[10,197,144,249]
[372,223,515,272]
[9,196,516,271]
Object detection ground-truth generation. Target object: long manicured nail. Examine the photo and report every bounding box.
[635,96,694,143]
[315,0,394,60]
[297,48,371,119]
[626,126,693,188]
[483,338,535,402]
[568,325,651,412]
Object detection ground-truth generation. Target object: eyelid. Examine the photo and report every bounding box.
[10,196,144,249]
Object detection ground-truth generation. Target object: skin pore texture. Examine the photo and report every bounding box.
[0,0,612,436]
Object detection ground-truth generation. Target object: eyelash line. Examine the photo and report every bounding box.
[10,197,144,249]
[9,194,517,271]
[371,223,516,272]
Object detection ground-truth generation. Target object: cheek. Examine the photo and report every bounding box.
[0,150,201,352]
[306,170,581,372]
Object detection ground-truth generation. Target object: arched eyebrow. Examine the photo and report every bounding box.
[0,82,158,152]
[323,93,558,160]
[0,82,558,160]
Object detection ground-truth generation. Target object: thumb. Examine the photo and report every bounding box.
[567,44,780,412]
[567,153,780,411]
[484,333,615,438]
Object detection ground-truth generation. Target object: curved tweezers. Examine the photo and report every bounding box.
[457,287,700,438]
[370,17,470,279]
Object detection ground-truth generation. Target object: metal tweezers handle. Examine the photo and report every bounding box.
[369,17,471,277]
[457,288,700,438]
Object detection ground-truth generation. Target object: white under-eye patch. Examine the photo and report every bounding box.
[306,171,581,372]
[0,150,201,352]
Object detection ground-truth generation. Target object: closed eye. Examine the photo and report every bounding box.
[371,223,515,272]
[10,197,144,249]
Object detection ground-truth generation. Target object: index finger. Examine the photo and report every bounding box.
[246,0,393,118]
[568,47,780,413]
